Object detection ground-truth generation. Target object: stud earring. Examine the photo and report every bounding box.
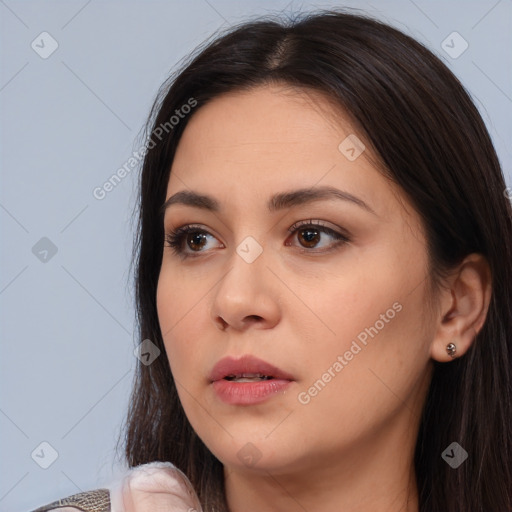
[446,342,457,358]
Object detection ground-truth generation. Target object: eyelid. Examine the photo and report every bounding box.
[287,218,349,236]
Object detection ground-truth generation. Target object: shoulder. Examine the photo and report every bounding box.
[28,488,110,512]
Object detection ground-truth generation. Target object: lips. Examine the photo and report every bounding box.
[209,355,294,405]
[208,355,294,383]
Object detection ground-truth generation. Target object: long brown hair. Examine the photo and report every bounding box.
[118,9,512,511]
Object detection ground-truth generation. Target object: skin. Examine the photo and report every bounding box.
[156,84,491,512]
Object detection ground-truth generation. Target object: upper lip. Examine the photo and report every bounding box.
[209,355,294,382]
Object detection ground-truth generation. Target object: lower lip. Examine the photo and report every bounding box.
[212,378,292,405]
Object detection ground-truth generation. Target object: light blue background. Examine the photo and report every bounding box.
[1,1,510,511]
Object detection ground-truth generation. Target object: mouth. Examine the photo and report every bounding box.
[223,373,275,383]
[209,355,294,383]
[209,355,294,405]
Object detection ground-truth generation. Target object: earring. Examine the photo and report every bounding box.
[446,342,457,358]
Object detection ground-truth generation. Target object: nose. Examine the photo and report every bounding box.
[211,245,281,332]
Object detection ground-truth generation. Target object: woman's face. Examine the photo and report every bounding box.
[157,84,435,476]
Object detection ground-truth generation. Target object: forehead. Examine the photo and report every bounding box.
[166,84,413,225]
[173,84,355,164]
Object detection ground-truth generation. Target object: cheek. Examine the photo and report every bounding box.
[156,261,201,334]
[297,248,431,412]
[156,267,210,382]
[156,271,186,372]
[300,277,431,431]
[305,253,401,341]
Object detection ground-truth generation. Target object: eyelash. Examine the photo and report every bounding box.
[164,220,351,259]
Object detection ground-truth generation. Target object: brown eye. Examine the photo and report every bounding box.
[287,220,351,252]
[186,232,208,251]
[164,225,223,259]
[297,227,322,248]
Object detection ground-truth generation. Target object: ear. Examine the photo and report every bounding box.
[430,253,492,362]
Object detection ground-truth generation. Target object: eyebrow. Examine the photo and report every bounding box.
[160,185,377,216]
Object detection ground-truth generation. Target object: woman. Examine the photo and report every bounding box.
[31,8,512,512]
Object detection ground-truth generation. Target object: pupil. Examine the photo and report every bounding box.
[188,232,206,250]
[301,229,319,248]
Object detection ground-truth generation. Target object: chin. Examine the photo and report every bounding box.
[194,425,305,474]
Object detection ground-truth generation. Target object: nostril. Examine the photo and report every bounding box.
[217,317,228,330]
[246,315,263,322]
